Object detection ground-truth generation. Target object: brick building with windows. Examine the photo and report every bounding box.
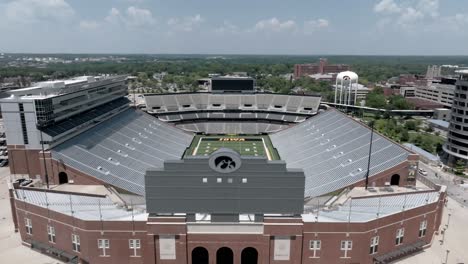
[294,58,350,79]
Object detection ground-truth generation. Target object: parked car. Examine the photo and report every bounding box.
[0,159,8,167]
[15,178,27,184]
[418,168,428,176]
[20,179,33,187]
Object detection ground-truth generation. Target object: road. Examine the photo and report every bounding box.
[419,162,468,206]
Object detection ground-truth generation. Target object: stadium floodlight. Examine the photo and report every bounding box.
[365,121,375,190]
[40,129,49,189]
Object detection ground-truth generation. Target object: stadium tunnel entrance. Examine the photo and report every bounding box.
[241,247,258,264]
[192,247,209,264]
[217,247,233,264]
[391,174,400,186]
[58,172,68,184]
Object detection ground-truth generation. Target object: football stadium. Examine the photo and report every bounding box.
[1,76,446,264]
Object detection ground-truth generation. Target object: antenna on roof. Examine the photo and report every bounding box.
[365,121,375,190]
[131,198,135,235]
[98,199,104,234]
[40,130,49,189]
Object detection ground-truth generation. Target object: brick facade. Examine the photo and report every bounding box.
[10,190,445,264]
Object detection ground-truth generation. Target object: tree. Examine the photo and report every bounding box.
[425,126,434,133]
[401,129,409,142]
[454,159,466,176]
[388,95,414,110]
[366,92,387,108]
[404,120,418,131]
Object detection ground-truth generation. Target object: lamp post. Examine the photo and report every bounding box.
[39,129,49,189]
[446,213,452,229]
[365,121,375,190]
[444,249,450,264]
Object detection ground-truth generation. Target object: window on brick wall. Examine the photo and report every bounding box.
[309,240,321,258]
[369,236,379,255]
[72,234,80,252]
[419,220,427,237]
[129,239,141,257]
[47,225,56,243]
[396,228,404,245]
[340,240,352,258]
[98,239,110,256]
[25,218,32,235]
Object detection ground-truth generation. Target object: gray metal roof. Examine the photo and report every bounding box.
[302,191,440,223]
[270,109,411,198]
[15,189,147,221]
[427,119,449,128]
[403,143,440,162]
[51,109,194,196]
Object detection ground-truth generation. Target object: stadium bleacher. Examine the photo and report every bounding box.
[51,109,193,195]
[270,109,411,198]
[144,93,321,114]
[41,98,130,137]
[176,122,289,134]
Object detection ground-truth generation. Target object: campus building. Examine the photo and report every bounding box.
[293,58,350,79]
[3,77,446,264]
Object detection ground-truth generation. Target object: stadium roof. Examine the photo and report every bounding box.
[14,189,147,221]
[51,109,193,196]
[302,191,440,222]
[403,143,440,163]
[270,109,412,198]
[15,188,439,223]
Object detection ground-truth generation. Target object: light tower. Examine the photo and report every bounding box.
[335,71,359,105]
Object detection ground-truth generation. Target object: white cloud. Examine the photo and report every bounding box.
[215,20,239,34]
[105,7,121,24]
[254,18,296,32]
[374,0,401,14]
[416,0,439,18]
[303,18,329,34]
[4,0,75,23]
[79,20,99,30]
[126,6,156,27]
[373,0,444,29]
[105,6,155,28]
[167,14,204,32]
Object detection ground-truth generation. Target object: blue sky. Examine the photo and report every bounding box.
[0,0,467,55]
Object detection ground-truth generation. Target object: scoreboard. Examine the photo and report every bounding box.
[211,77,255,93]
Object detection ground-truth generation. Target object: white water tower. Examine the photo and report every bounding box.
[335,71,359,105]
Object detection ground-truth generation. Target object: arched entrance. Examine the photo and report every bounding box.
[58,172,68,184]
[216,247,233,264]
[391,174,400,186]
[241,247,258,264]
[192,247,209,264]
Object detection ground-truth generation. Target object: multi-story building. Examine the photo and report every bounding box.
[294,58,349,79]
[444,70,468,163]
[0,75,128,177]
[414,78,456,108]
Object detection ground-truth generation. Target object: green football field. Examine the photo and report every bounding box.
[187,135,279,160]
